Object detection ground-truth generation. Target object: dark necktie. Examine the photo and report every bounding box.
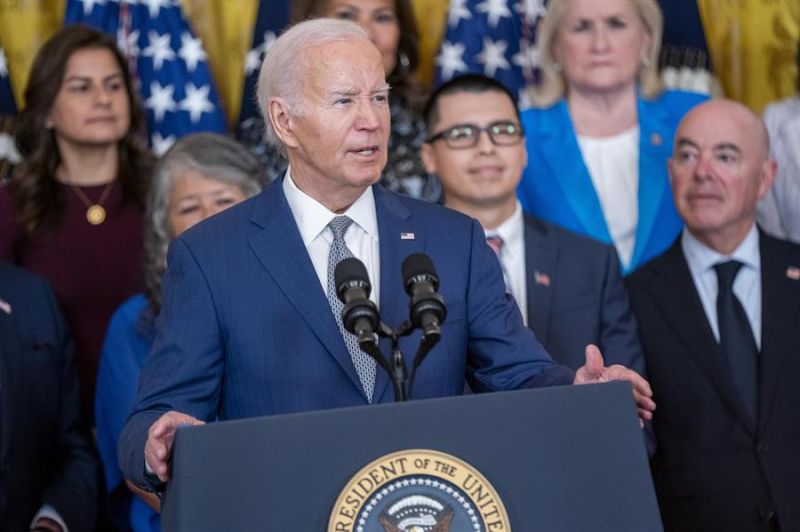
[326,216,376,402]
[714,260,758,422]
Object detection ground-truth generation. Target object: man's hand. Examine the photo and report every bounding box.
[574,344,656,423]
[144,411,204,482]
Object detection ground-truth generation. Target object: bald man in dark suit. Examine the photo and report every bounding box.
[627,100,800,531]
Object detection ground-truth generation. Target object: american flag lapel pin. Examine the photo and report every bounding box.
[787,266,800,281]
[400,232,415,240]
[0,297,11,315]
[534,270,551,287]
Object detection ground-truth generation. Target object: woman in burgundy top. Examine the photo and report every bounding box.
[0,25,153,422]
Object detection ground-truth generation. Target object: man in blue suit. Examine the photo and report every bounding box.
[421,74,644,374]
[0,262,98,531]
[118,19,655,489]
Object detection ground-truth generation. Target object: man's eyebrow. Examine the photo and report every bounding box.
[675,138,699,150]
[712,142,742,154]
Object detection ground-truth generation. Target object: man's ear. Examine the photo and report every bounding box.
[756,158,777,200]
[267,97,299,148]
[420,142,438,174]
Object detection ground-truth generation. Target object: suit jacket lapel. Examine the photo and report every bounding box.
[247,178,365,396]
[653,241,757,434]
[757,233,800,432]
[538,102,611,243]
[523,215,555,343]
[372,186,426,402]
[630,96,675,269]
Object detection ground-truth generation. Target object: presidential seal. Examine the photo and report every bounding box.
[328,449,511,532]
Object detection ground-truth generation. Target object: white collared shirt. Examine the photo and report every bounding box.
[282,167,381,306]
[681,225,762,348]
[484,202,528,325]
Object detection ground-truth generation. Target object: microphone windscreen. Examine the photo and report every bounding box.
[402,253,437,286]
[334,257,370,296]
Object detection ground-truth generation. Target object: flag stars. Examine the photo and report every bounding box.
[447,0,472,27]
[476,37,510,77]
[179,83,214,123]
[79,0,107,17]
[143,31,176,70]
[512,41,539,70]
[514,0,546,24]
[437,41,468,80]
[0,47,8,78]
[141,0,172,19]
[243,30,277,76]
[116,28,141,59]
[178,32,207,72]
[476,0,512,28]
[145,81,176,122]
[151,132,176,156]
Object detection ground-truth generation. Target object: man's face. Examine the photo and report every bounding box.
[421,90,527,210]
[669,101,775,250]
[280,38,390,198]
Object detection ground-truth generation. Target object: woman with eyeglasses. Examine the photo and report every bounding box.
[237,0,440,203]
[517,0,707,273]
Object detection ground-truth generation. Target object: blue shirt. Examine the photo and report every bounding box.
[95,294,160,532]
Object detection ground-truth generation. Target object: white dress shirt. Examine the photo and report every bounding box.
[283,167,381,306]
[578,126,640,269]
[484,202,528,325]
[681,225,762,348]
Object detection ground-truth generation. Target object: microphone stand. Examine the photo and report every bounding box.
[358,322,415,402]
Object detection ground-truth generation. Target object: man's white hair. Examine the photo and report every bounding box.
[256,19,370,150]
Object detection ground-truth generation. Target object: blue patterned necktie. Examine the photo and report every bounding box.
[714,260,758,423]
[326,216,376,402]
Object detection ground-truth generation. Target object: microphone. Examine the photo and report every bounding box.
[334,258,380,346]
[401,253,447,341]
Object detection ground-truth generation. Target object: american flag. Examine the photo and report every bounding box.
[0,43,21,173]
[65,0,227,155]
[435,0,548,108]
[0,44,15,116]
[236,0,289,136]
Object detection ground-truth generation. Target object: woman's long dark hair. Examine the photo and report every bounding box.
[11,24,153,237]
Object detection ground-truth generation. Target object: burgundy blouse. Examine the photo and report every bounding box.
[0,182,145,422]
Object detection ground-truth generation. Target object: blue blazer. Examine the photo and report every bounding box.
[522,214,643,373]
[119,179,573,486]
[517,90,707,273]
[0,262,98,531]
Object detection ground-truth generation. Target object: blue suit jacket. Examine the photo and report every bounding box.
[522,215,643,373]
[0,262,98,531]
[517,90,707,273]
[119,180,574,485]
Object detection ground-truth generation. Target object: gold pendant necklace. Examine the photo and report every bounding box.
[69,181,115,225]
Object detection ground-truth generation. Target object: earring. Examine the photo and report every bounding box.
[641,56,652,67]
[552,62,562,72]
[396,50,411,78]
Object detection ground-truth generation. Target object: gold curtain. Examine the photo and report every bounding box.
[411,0,448,87]
[0,0,65,106]
[698,0,800,113]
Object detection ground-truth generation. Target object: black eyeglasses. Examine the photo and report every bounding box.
[426,121,525,149]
